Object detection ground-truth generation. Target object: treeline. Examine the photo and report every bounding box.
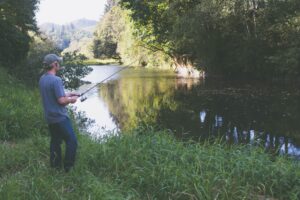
[1,0,299,80]
[39,19,97,57]
[0,0,55,84]
[0,0,39,66]
[0,0,91,88]
[93,0,300,79]
[92,0,172,69]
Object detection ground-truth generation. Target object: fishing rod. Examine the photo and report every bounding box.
[78,66,129,102]
[76,60,138,102]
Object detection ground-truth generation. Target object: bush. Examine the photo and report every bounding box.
[59,52,93,90]
[11,35,59,86]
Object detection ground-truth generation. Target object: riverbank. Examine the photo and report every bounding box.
[1,67,299,199]
[2,131,300,200]
[83,58,120,66]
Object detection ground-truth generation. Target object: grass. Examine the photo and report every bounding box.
[0,67,300,200]
[0,68,47,140]
[1,132,300,199]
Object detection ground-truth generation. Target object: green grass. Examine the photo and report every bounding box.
[1,132,300,200]
[0,67,300,200]
[0,68,47,140]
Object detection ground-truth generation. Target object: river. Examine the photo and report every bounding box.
[75,65,300,159]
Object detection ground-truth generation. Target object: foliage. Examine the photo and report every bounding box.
[0,0,39,66]
[93,4,172,68]
[120,0,300,79]
[39,19,97,52]
[104,0,119,13]
[13,35,60,86]
[59,52,93,90]
[63,37,94,59]
[3,36,92,93]
[116,11,172,68]
[92,6,125,59]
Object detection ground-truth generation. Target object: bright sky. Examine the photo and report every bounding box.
[36,0,105,25]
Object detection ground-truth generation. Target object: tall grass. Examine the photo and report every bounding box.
[0,68,46,140]
[1,132,299,199]
[87,132,300,199]
[0,66,299,200]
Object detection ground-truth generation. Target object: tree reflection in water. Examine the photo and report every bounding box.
[199,110,300,159]
[84,67,300,159]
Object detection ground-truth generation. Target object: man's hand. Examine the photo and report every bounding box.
[68,96,78,104]
[66,92,81,97]
[58,96,78,106]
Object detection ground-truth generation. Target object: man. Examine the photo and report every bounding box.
[39,54,79,172]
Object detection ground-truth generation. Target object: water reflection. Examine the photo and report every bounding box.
[175,78,201,90]
[75,65,122,137]
[199,110,206,123]
[200,110,300,159]
[76,65,300,159]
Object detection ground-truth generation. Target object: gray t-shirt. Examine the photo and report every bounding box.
[39,73,68,124]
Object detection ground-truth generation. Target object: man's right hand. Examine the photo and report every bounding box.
[67,92,81,97]
[68,96,78,104]
[58,96,78,106]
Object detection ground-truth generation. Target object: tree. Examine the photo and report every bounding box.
[120,0,300,79]
[93,6,125,59]
[104,0,119,13]
[0,0,39,66]
[59,52,93,90]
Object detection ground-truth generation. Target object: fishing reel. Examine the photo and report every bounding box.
[74,93,88,102]
[80,96,88,102]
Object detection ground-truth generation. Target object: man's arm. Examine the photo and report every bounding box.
[58,96,78,106]
[54,78,78,106]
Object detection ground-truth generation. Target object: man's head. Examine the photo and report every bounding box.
[43,54,63,73]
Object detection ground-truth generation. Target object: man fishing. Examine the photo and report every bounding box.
[39,54,79,172]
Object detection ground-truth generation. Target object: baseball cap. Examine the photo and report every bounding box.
[43,54,63,65]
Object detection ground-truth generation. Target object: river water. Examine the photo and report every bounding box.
[75,65,300,159]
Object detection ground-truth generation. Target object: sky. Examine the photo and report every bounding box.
[36,0,105,25]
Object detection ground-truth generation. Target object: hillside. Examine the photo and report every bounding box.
[39,19,97,57]
[40,19,97,33]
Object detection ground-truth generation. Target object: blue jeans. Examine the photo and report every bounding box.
[48,118,77,172]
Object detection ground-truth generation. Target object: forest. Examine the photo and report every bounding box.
[0,0,299,80]
[93,0,300,79]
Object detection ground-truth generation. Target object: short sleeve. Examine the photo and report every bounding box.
[53,78,65,99]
